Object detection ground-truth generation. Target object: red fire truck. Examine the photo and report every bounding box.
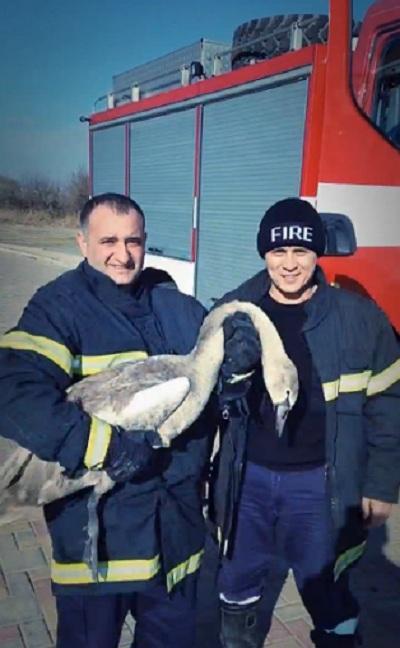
[88,0,400,331]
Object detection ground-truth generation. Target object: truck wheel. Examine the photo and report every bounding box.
[231,14,329,70]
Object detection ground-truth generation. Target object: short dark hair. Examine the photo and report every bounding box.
[79,193,145,231]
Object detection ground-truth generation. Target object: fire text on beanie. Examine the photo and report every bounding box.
[257,198,326,258]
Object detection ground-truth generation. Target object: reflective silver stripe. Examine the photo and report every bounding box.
[323,371,372,402]
[334,541,366,581]
[219,593,262,605]
[227,370,255,385]
[0,331,73,376]
[52,555,161,584]
[72,350,148,376]
[166,549,204,592]
[326,618,358,635]
[84,417,112,469]
[367,358,400,397]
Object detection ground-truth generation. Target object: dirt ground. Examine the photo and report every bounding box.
[0,208,77,229]
[0,221,78,257]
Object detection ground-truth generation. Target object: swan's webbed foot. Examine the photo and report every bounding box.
[83,488,101,581]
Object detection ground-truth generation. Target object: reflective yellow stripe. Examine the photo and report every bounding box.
[340,371,371,392]
[52,555,160,584]
[73,350,148,377]
[323,370,372,402]
[52,550,202,587]
[323,359,400,403]
[0,331,73,376]
[166,549,204,592]
[84,417,112,469]
[367,358,400,397]
[334,541,366,581]
[0,333,148,378]
[323,380,339,402]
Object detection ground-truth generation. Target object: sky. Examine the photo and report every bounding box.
[0,0,371,186]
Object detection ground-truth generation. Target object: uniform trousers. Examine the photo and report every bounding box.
[56,578,197,648]
[219,462,359,635]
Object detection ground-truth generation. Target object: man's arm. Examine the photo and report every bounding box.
[0,292,96,473]
[0,289,156,478]
[362,305,400,525]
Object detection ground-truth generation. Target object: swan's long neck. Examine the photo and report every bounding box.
[193,300,289,389]
[189,324,225,388]
[157,300,294,443]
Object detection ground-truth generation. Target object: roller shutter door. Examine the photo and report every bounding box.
[130,109,195,260]
[92,125,125,195]
[196,78,308,306]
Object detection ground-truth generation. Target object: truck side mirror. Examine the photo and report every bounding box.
[319,212,357,256]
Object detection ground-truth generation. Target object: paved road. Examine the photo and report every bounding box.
[0,246,399,648]
[0,250,71,334]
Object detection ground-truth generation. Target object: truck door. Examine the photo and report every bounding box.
[196,75,309,307]
[130,109,196,262]
[91,125,126,195]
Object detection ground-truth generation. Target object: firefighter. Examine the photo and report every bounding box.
[211,198,400,647]
[0,193,220,648]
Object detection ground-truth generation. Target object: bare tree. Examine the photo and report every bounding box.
[19,176,64,215]
[0,176,22,208]
[63,168,89,214]
[0,169,89,220]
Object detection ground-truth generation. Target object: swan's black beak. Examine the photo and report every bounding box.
[274,394,291,437]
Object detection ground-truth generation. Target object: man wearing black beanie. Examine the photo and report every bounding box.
[257,197,326,257]
[211,198,400,647]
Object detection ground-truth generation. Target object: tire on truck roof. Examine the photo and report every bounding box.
[231,14,329,70]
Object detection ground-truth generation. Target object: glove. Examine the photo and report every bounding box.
[218,312,261,403]
[221,312,261,376]
[104,428,161,482]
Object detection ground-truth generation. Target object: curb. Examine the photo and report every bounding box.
[0,244,80,269]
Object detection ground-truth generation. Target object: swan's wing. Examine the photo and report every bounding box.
[67,355,183,412]
[92,376,191,430]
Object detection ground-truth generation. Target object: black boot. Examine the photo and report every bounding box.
[220,600,266,648]
[310,628,362,647]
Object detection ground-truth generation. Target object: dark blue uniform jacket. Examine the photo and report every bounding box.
[212,268,400,579]
[0,261,213,595]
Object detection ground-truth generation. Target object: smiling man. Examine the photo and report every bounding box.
[211,198,400,647]
[76,198,146,285]
[0,193,215,648]
[266,244,318,300]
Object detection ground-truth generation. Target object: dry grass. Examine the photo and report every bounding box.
[0,208,78,228]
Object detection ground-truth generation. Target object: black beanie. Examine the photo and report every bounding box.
[257,198,326,258]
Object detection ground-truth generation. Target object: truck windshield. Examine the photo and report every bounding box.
[351,0,400,149]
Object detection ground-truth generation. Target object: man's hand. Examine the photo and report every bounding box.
[221,312,261,380]
[217,312,261,408]
[361,497,393,528]
[104,428,161,482]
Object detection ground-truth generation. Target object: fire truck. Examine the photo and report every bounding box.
[87,0,400,331]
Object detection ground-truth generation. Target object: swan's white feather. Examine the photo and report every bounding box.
[94,376,190,429]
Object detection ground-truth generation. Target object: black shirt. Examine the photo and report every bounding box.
[246,293,326,470]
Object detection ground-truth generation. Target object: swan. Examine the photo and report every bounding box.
[0,300,298,577]
[67,299,298,443]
